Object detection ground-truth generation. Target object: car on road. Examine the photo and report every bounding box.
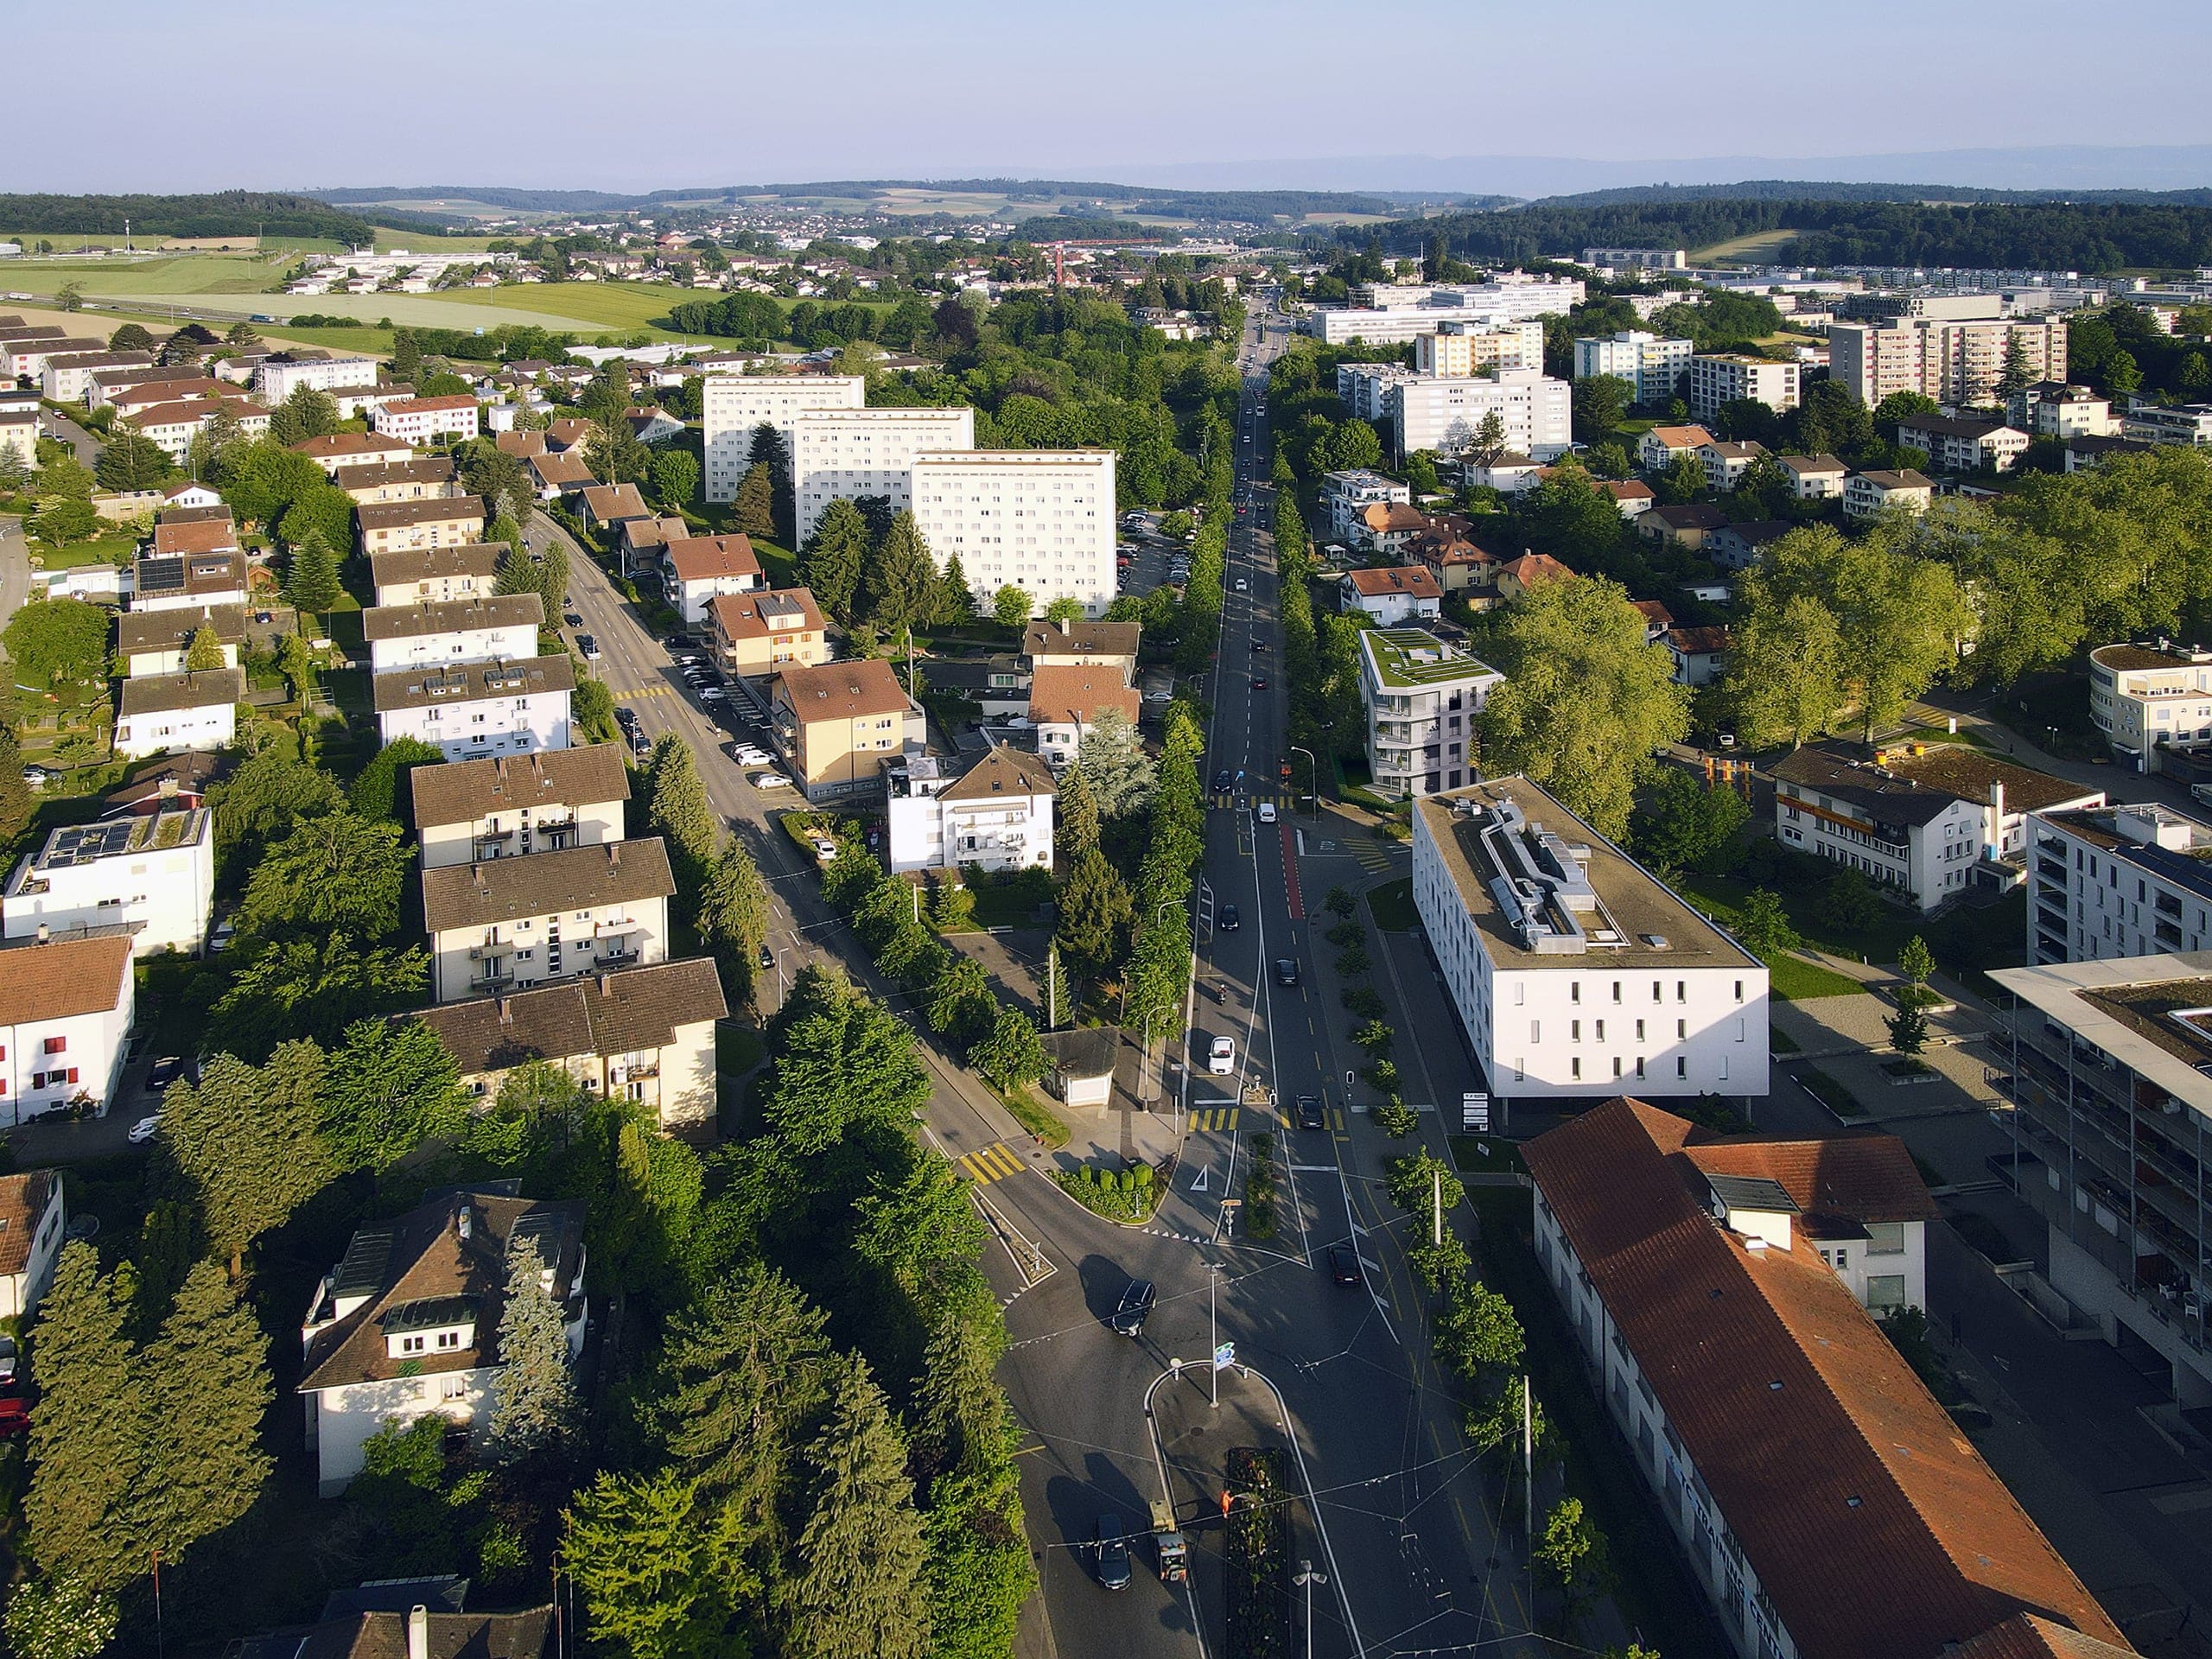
[563,612,583,628]
[1217,902,1239,931]
[1296,1093,1325,1131]
[1329,1244,1363,1287]
[631,734,653,758]
[577,634,601,659]
[1235,577,1249,591]
[1109,1278,1156,1337]
[1273,957,1300,987]
[749,772,791,790]
[1093,1513,1133,1591]
[1208,1034,1236,1075]
[615,704,639,727]
[1257,801,1277,823]
[1213,770,1233,791]
[759,943,775,969]
[1251,676,1267,690]
[1144,688,1173,702]
[128,1115,162,1145]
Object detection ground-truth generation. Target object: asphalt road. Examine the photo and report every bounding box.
[40,406,101,471]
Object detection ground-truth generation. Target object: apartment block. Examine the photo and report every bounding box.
[1573,331,1694,406]
[1688,353,1800,423]
[1414,320,1546,378]
[411,743,630,872]
[789,405,976,543]
[355,495,487,557]
[1841,469,1935,519]
[333,457,459,505]
[372,653,575,762]
[2,809,215,958]
[132,547,247,613]
[124,397,270,460]
[910,449,1116,618]
[1894,414,2030,474]
[2012,382,2114,439]
[368,543,501,607]
[772,658,926,803]
[361,593,542,672]
[708,588,830,679]
[1829,317,2067,408]
[1412,780,1769,1103]
[1777,453,1847,498]
[2122,402,2212,447]
[886,746,1057,875]
[1321,468,1409,538]
[372,395,480,447]
[1697,440,1766,492]
[41,351,153,404]
[256,353,379,400]
[701,372,865,502]
[1386,369,1573,461]
[660,534,765,627]
[1357,629,1503,798]
[1636,424,1713,471]
[2087,641,2212,775]
[421,837,675,1002]
[2020,800,2212,966]
[116,604,244,678]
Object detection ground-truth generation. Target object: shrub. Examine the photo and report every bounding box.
[1335,944,1371,977]
[1374,1097,1418,1137]
[1342,985,1386,1020]
[1326,918,1365,949]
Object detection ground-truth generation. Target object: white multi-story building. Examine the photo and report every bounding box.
[660,534,766,628]
[0,1171,68,1318]
[1375,369,1573,461]
[0,408,35,472]
[362,594,543,672]
[372,394,480,447]
[1841,468,1935,519]
[0,935,134,1123]
[41,351,153,404]
[1335,361,1418,425]
[1358,630,1503,798]
[411,743,630,871]
[701,372,865,502]
[2,809,215,958]
[1697,440,1766,492]
[1573,331,1694,406]
[2012,383,2114,439]
[1321,468,1409,538]
[2122,401,2212,447]
[2020,800,2212,966]
[790,405,976,543]
[1777,453,1847,499]
[2087,641,2212,774]
[368,543,501,607]
[115,605,243,678]
[372,654,575,762]
[255,353,379,401]
[886,746,1058,875]
[114,668,245,760]
[1893,414,2030,474]
[1414,320,1546,378]
[1828,316,2068,409]
[420,836,675,1003]
[1688,353,1801,423]
[911,449,1116,617]
[1773,742,2103,912]
[1343,566,1444,627]
[124,397,271,460]
[1413,779,1770,1103]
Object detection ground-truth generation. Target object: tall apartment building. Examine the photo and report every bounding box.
[1414,320,1545,378]
[255,353,379,401]
[2021,800,2212,966]
[1579,247,1688,272]
[1573,331,1694,406]
[1412,779,1770,1105]
[1688,353,1801,422]
[1829,317,2068,408]
[1302,287,1582,344]
[789,405,976,543]
[1356,628,1501,798]
[701,373,865,502]
[910,450,1116,617]
[1334,365,1572,461]
[2088,641,2212,775]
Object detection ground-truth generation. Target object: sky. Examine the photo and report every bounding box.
[22,0,2212,195]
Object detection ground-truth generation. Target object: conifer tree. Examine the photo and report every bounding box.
[860,511,935,635]
[489,1234,578,1463]
[183,626,225,672]
[800,497,868,623]
[23,1244,146,1594]
[646,734,718,897]
[785,1358,931,1659]
[138,1262,273,1562]
[732,461,779,541]
[1056,765,1099,861]
[282,527,341,622]
[935,555,977,626]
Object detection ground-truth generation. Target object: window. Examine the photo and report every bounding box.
[1636,1057,1646,1079]
[442,1376,468,1402]
[1676,1057,1688,1079]
[1677,981,1687,1002]
[1635,1020,1645,1041]
[400,1335,426,1355]
[1570,1020,1580,1042]
[42,1035,65,1055]
[1733,979,1744,1002]
[1864,1221,1906,1255]
[1530,1020,1541,1043]
[1866,1274,1907,1312]
[435,1330,463,1351]
[1571,1058,1581,1080]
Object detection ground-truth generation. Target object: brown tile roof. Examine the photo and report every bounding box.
[109,377,230,412]
[1647,504,1730,531]
[1022,619,1141,661]
[125,396,265,430]
[1360,500,1430,534]
[579,482,650,523]
[1881,745,2102,817]
[355,495,486,534]
[546,417,593,450]
[1780,453,1847,475]
[115,604,246,657]
[420,837,674,932]
[529,453,597,491]
[1499,551,1574,588]
[496,430,549,459]
[1646,423,1713,448]
[1774,741,2099,823]
[1665,624,1732,655]
[1598,480,1655,502]
[149,518,240,557]
[0,936,131,1027]
[408,743,631,832]
[940,745,1057,803]
[157,502,232,525]
[1685,1133,1939,1226]
[415,957,727,1077]
[333,458,458,494]
[1028,663,1141,727]
[1955,1612,2139,1659]
[1345,565,1442,600]
[620,515,690,553]
[1630,599,1675,629]
[119,666,245,717]
[1522,1098,2129,1659]
[368,543,501,592]
[104,752,222,813]
[361,593,542,642]
[709,587,825,643]
[295,433,413,462]
[664,534,762,584]
[369,653,574,715]
[779,657,911,723]
[0,1173,60,1281]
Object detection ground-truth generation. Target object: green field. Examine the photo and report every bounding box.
[1690,229,1803,264]
[16,252,295,295]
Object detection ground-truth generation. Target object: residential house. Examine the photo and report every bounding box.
[2,809,215,957]
[1773,741,2103,910]
[0,934,133,1128]
[332,457,460,505]
[1630,600,1675,643]
[1493,551,1574,601]
[1842,469,1936,519]
[149,513,238,556]
[2065,434,2157,473]
[579,482,652,536]
[233,1592,554,1659]
[1413,781,1769,1099]
[497,430,549,460]
[625,406,686,445]
[42,350,153,404]
[661,534,766,627]
[372,393,481,447]
[917,656,1031,718]
[618,513,692,575]
[131,547,247,613]
[1663,625,1731,687]
[102,753,219,818]
[416,957,727,1129]
[1021,618,1140,683]
[772,658,925,802]
[1596,479,1654,520]
[1519,1097,2127,1659]
[1894,414,2031,474]
[1637,424,1714,472]
[528,451,597,499]
[368,543,501,607]
[412,743,629,871]
[886,745,1058,874]
[329,384,418,423]
[2011,382,2113,440]
[114,668,245,759]
[1465,454,1544,494]
[1027,664,1141,771]
[299,1188,587,1493]
[1357,629,1503,798]
[355,495,487,557]
[1342,564,1444,626]
[1706,519,1790,572]
[256,352,378,400]
[362,593,543,672]
[115,605,244,678]
[1404,521,1497,596]
[1777,453,1847,499]
[1322,468,1410,538]
[707,588,830,679]
[421,837,675,1002]
[1697,439,1767,493]
[295,432,416,474]
[372,654,575,762]
[0,1170,67,1316]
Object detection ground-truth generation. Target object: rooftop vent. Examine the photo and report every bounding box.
[1640,933,1670,950]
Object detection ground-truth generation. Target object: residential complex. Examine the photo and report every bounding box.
[372,653,575,762]
[1687,353,1801,422]
[419,837,676,1002]
[1357,629,1503,798]
[372,394,480,447]
[789,404,976,543]
[701,372,865,501]
[1321,468,1409,538]
[1829,315,2068,408]
[910,449,1117,617]
[362,594,542,672]
[2088,641,2212,775]
[772,657,926,802]
[1414,319,1545,378]
[1413,780,1770,1103]
[2021,800,2212,966]
[1893,413,2030,474]
[411,745,630,872]
[1573,330,1694,405]
[1841,468,1935,518]
[1338,363,1572,461]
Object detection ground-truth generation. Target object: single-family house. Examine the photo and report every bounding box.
[579,483,652,536]
[1029,664,1141,771]
[1637,423,1713,472]
[1342,564,1444,626]
[772,658,925,802]
[132,546,248,612]
[114,667,245,759]
[528,452,597,499]
[1842,469,1935,520]
[1021,618,1140,683]
[886,745,1058,874]
[1637,503,1728,549]
[708,588,830,679]
[1493,551,1574,602]
[1707,519,1792,572]
[369,543,502,607]
[1664,625,1732,686]
[0,934,134,1128]
[0,1170,67,1316]
[1777,454,1847,499]
[661,534,765,627]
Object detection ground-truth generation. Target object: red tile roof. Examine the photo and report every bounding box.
[1500,552,1573,589]
[1028,664,1141,727]
[664,534,762,584]
[1345,565,1442,600]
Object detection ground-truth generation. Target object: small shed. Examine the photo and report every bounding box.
[1041,1027,1120,1111]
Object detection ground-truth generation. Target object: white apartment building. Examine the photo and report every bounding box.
[256,353,379,400]
[1384,370,1573,461]
[790,405,976,543]
[2088,641,2212,773]
[372,395,480,447]
[1573,331,1694,406]
[1777,453,1847,498]
[1773,742,2103,912]
[1357,629,1503,798]
[885,746,1058,875]
[1698,441,1766,492]
[1336,361,1418,425]
[362,594,543,672]
[124,398,271,460]
[0,409,36,471]
[1580,247,1688,272]
[1688,353,1801,423]
[2021,801,2212,966]
[1828,317,2068,409]
[1414,320,1546,378]
[372,654,575,762]
[702,372,865,502]
[1413,780,1770,1103]
[910,449,1116,617]
[1304,302,1545,346]
[420,836,675,1002]
[2,809,215,958]
[411,743,630,871]
[1321,468,1410,537]
[1342,565,1444,627]
[1893,414,2030,474]
[2012,383,2114,439]
[1842,469,1935,519]
[114,667,245,760]
[0,935,134,1123]
[2122,402,2212,447]
[368,543,501,607]
[41,351,153,404]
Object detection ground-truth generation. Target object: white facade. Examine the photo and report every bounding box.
[1841,470,1935,519]
[1321,469,1409,537]
[1829,317,2067,409]
[1359,632,1502,798]
[1688,354,1801,422]
[416,765,627,873]
[2088,642,2212,772]
[42,353,152,404]
[423,842,673,1004]
[372,397,480,447]
[114,673,241,760]
[2021,803,2212,966]
[0,410,36,471]
[363,597,541,672]
[2,809,215,958]
[790,405,976,543]
[911,449,1116,616]
[702,372,865,502]
[256,354,380,400]
[1573,331,1694,406]
[0,938,133,1124]
[2123,402,2212,447]
[1414,320,1545,378]
[1413,782,1770,1103]
[372,659,574,762]
[886,748,1057,875]
[1389,370,1573,461]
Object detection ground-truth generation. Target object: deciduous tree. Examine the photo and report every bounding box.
[241,808,410,940]
[991,584,1031,630]
[3,599,109,688]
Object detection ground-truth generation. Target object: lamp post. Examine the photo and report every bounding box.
[775,945,794,1010]
[1293,1560,1326,1659]
[1288,745,1316,814]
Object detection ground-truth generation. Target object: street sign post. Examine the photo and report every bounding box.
[1463,1091,1490,1132]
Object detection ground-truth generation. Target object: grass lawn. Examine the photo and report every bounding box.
[26,538,131,571]
[1365,876,1417,932]
[1676,867,2025,988]
[999,1083,1071,1150]
[969,871,1054,930]
[1769,951,1866,1001]
[16,252,295,296]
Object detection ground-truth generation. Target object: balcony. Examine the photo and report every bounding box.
[596,944,641,969]
[469,968,516,992]
[593,918,634,939]
[610,1063,660,1084]
[467,943,511,962]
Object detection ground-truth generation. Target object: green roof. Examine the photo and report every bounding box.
[1362,628,1497,689]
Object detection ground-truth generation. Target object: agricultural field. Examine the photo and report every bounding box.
[1690,228,1804,264]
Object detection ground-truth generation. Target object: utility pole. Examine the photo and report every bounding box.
[1524,1373,1536,1617]
[1210,1264,1219,1409]
[1294,1560,1325,1659]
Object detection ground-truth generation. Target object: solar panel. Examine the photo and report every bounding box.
[137,555,186,593]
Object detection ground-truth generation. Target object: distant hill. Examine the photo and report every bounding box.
[0,191,385,242]
[1535,179,2212,208]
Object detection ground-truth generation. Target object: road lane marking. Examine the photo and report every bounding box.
[1189,1107,1240,1132]
[956,1142,1025,1185]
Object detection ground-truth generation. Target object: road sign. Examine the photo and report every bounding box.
[1463,1092,1491,1131]
[1213,1342,1236,1371]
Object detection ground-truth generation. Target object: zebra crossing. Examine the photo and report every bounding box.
[1190,1107,1241,1132]
[1350,836,1405,875]
[1209,792,1295,811]
[955,1142,1027,1185]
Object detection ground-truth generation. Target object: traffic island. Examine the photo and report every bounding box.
[1226,1446,1293,1659]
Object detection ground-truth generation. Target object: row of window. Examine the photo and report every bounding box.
[1529,1017,1748,1044]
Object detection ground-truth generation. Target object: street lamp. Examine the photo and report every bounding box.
[1288,745,1316,814]
[774,945,794,1010]
[1294,1560,1327,1659]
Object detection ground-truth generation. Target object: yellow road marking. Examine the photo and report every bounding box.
[956,1142,1025,1185]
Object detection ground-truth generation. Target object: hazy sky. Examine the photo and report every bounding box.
[23,0,2212,194]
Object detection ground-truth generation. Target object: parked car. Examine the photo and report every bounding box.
[700,686,726,702]
[577,634,601,659]
[146,1056,184,1092]
[750,772,791,790]
[128,1115,162,1144]
[631,734,653,758]
[1093,1513,1133,1591]
[810,836,838,862]
[1109,1278,1156,1338]
[0,1398,27,1438]
[759,943,775,969]
[1329,1244,1363,1287]
[1273,957,1300,987]
[207,918,237,954]
[666,633,696,651]
[563,611,583,628]
[1295,1093,1325,1131]
[1217,903,1239,931]
[0,1335,19,1383]
[1208,1035,1236,1076]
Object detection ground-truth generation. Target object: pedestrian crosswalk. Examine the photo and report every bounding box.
[1190,1107,1241,1132]
[955,1142,1026,1185]
[1210,793,1294,811]
[1350,836,1404,875]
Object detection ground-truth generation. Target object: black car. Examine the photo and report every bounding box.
[1109,1279,1156,1338]
[1273,957,1300,988]
[563,611,583,628]
[1329,1244,1362,1287]
[1093,1513,1132,1590]
[147,1056,184,1092]
[1213,769,1233,791]
[758,943,775,970]
[614,705,639,728]
[1217,903,1240,932]
[666,633,696,651]
[1295,1093,1325,1131]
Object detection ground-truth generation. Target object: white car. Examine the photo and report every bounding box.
[750,772,791,790]
[810,836,838,862]
[1257,801,1277,823]
[734,747,772,766]
[1207,1035,1236,1076]
[1236,577,1249,591]
[128,1116,162,1145]
[700,686,726,701]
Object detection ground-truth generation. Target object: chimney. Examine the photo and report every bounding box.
[1058,616,1072,636]
[456,1204,472,1242]
[1988,779,2005,821]
[35,924,48,944]
[608,842,621,868]
[600,973,613,995]
[497,995,512,1024]
[407,1605,429,1659]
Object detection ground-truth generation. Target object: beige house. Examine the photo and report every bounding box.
[369,543,503,607]
[1021,618,1139,683]
[116,604,245,679]
[333,457,460,505]
[415,958,728,1130]
[296,432,416,474]
[1777,454,1847,499]
[772,658,925,803]
[356,494,487,556]
[411,744,631,871]
[420,837,676,1003]
[708,588,830,679]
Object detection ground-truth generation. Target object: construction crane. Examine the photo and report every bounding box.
[1044,238,1139,288]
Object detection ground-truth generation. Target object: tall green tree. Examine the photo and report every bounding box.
[138,1262,273,1566]
[3,599,108,688]
[161,1043,335,1277]
[1725,590,1847,750]
[651,448,699,511]
[241,808,410,940]
[1076,705,1154,818]
[322,1017,465,1173]
[785,1358,931,1659]
[861,510,936,635]
[209,932,428,1057]
[934,555,977,626]
[699,835,772,993]
[646,733,719,895]
[268,384,340,447]
[1057,765,1100,861]
[991,585,1031,630]
[3,1571,118,1659]
[1630,770,1750,875]
[23,1245,145,1595]
[92,430,175,492]
[732,461,779,542]
[1055,847,1130,978]
[561,1471,711,1659]
[490,1232,580,1463]
[282,525,341,621]
[758,968,932,1156]
[1735,888,1801,964]
[969,1005,1048,1095]
[855,1159,988,1309]
[0,733,32,843]
[800,497,868,623]
[748,422,794,543]
[346,735,444,823]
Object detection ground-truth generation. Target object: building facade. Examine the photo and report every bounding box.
[114,668,245,760]
[702,372,865,503]
[0,936,134,1124]
[910,449,1116,618]
[772,658,925,802]
[2,809,215,957]
[1688,353,1801,423]
[1573,331,1694,405]
[362,594,542,672]
[886,746,1057,875]
[372,655,575,762]
[420,837,675,1002]
[1828,316,2068,408]
[1358,631,1503,798]
[789,405,976,543]
[412,744,629,872]
[2088,641,2212,774]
